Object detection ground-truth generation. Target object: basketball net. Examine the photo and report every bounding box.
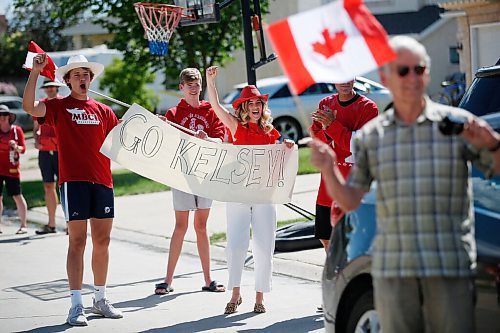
[134,2,186,56]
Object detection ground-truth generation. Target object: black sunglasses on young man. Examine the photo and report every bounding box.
[396,65,426,77]
[0,112,10,117]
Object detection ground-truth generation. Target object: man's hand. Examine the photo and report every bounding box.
[206,66,218,85]
[195,129,208,140]
[32,54,48,73]
[308,138,337,172]
[283,139,295,149]
[462,117,500,150]
[312,106,336,129]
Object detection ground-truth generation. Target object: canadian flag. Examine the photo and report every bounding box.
[22,41,58,81]
[267,0,396,94]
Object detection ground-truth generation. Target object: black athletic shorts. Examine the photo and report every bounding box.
[0,175,21,196]
[314,204,333,240]
[38,151,59,183]
[60,181,114,221]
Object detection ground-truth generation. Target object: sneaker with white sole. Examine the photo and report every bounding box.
[90,298,123,319]
[67,304,88,326]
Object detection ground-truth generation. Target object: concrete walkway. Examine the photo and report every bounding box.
[17,138,327,282]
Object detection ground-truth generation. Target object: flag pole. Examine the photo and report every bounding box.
[88,89,218,142]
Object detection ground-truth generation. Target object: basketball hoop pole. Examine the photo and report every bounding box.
[240,0,276,86]
[88,89,218,142]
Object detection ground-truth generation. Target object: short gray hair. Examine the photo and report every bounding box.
[381,36,431,74]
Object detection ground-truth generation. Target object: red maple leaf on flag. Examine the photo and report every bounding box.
[312,29,348,59]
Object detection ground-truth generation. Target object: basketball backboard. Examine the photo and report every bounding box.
[174,0,220,26]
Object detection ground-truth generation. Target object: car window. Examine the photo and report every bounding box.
[0,100,22,109]
[472,115,500,214]
[323,83,337,94]
[300,84,322,96]
[459,75,500,117]
[353,81,368,93]
[222,89,242,104]
[272,84,291,98]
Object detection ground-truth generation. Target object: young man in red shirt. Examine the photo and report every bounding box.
[34,80,64,235]
[23,54,122,326]
[154,68,226,295]
[0,104,27,235]
[310,80,378,251]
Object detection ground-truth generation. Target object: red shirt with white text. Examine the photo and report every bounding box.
[42,96,118,187]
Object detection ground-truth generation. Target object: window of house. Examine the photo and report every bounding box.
[449,46,460,64]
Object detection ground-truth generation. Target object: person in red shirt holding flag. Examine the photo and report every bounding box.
[154,68,226,296]
[34,79,64,235]
[310,80,378,251]
[0,104,28,235]
[23,54,122,326]
[206,65,295,314]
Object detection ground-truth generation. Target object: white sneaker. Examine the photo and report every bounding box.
[67,304,88,326]
[90,298,123,319]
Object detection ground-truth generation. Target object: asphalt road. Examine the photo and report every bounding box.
[0,222,324,333]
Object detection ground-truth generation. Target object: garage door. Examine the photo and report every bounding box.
[471,22,500,73]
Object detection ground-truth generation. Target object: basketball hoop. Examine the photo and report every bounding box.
[134,2,189,56]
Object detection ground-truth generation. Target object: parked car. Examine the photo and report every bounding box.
[0,95,34,132]
[222,76,392,142]
[322,62,500,333]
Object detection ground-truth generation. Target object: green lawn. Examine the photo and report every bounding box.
[5,147,317,209]
[209,217,311,244]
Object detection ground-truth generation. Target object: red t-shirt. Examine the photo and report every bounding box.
[165,99,226,140]
[0,125,26,178]
[310,94,378,218]
[231,122,280,145]
[34,97,59,151]
[42,96,118,187]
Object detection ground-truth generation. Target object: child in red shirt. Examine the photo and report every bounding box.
[0,104,27,235]
[23,54,122,326]
[154,68,226,296]
[310,79,378,250]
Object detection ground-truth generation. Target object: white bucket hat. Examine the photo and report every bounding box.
[55,55,104,83]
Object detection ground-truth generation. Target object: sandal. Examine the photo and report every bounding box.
[254,303,266,313]
[36,225,56,235]
[202,280,225,292]
[16,227,28,235]
[154,282,173,295]
[224,296,242,314]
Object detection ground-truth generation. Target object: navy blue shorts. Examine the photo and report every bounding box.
[38,151,59,183]
[314,204,332,240]
[0,176,21,196]
[60,181,114,221]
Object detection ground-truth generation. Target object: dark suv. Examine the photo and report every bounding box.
[323,62,500,333]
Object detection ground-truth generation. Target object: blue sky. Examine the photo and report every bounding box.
[0,0,11,14]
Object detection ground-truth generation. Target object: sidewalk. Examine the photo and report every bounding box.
[19,138,326,283]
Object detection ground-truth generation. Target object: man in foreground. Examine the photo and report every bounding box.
[310,36,500,332]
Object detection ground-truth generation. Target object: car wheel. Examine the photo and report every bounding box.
[273,117,302,143]
[345,290,380,333]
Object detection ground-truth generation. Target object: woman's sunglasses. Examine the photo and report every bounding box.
[0,112,10,117]
[396,65,426,77]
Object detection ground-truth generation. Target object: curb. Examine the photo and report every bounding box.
[27,209,323,283]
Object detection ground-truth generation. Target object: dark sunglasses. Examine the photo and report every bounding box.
[0,112,10,117]
[396,65,426,77]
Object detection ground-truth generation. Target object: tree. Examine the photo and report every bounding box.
[98,57,159,116]
[0,0,81,77]
[7,0,269,89]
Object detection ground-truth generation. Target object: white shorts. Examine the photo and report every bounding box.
[172,188,212,211]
